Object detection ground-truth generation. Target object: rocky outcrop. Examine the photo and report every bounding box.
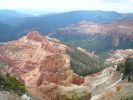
[0,31,91,100]
[106,49,133,66]
[39,54,73,85]
[72,74,84,85]
[27,31,44,42]
[56,85,91,100]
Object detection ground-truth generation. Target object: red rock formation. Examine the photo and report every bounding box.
[0,31,90,100]
[27,31,44,42]
[72,74,84,85]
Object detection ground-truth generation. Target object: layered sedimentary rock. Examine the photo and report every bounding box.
[51,21,133,47]
[0,31,91,100]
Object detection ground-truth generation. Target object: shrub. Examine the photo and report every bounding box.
[117,58,133,82]
[121,95,133,100]
[71,94,80,100]
[0,74,26,95]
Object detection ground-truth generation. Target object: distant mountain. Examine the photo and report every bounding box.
[18,10,123,34]
[0,10,33,26]
[0,10,34,42]
[0,10,133,44]
[0,10,32,18]
[0,21,17,41]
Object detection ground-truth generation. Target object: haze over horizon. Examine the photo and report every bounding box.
[0,0,133,15]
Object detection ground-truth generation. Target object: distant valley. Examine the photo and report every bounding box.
[0,10,132,39]
[0,10,133,54]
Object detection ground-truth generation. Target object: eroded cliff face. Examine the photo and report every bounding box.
[0,31,91,100]
[52,21,133,47]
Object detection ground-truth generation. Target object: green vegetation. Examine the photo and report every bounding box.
[121,95,133,100]
[67,48,105,76]
[71,94,80,100]
[65,36,133,54]
[0,74,26,95]
[117,58,133,82]
[116,63,125,72]
[66,36,113,54]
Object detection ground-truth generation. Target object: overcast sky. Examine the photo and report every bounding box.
[0,0,133,14]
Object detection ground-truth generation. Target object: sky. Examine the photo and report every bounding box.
[0,0,133,14]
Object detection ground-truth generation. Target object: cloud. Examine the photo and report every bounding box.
[0,0,132,13]
[103,0,133,3]
[103,0,124,2]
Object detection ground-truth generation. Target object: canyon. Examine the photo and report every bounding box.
[0,31,133,100]
[0,31,91,100]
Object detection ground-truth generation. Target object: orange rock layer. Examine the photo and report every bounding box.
[0,31,85,100]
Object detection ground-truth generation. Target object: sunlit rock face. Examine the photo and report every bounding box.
[27,31,44,42]
[0,31,90,100]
